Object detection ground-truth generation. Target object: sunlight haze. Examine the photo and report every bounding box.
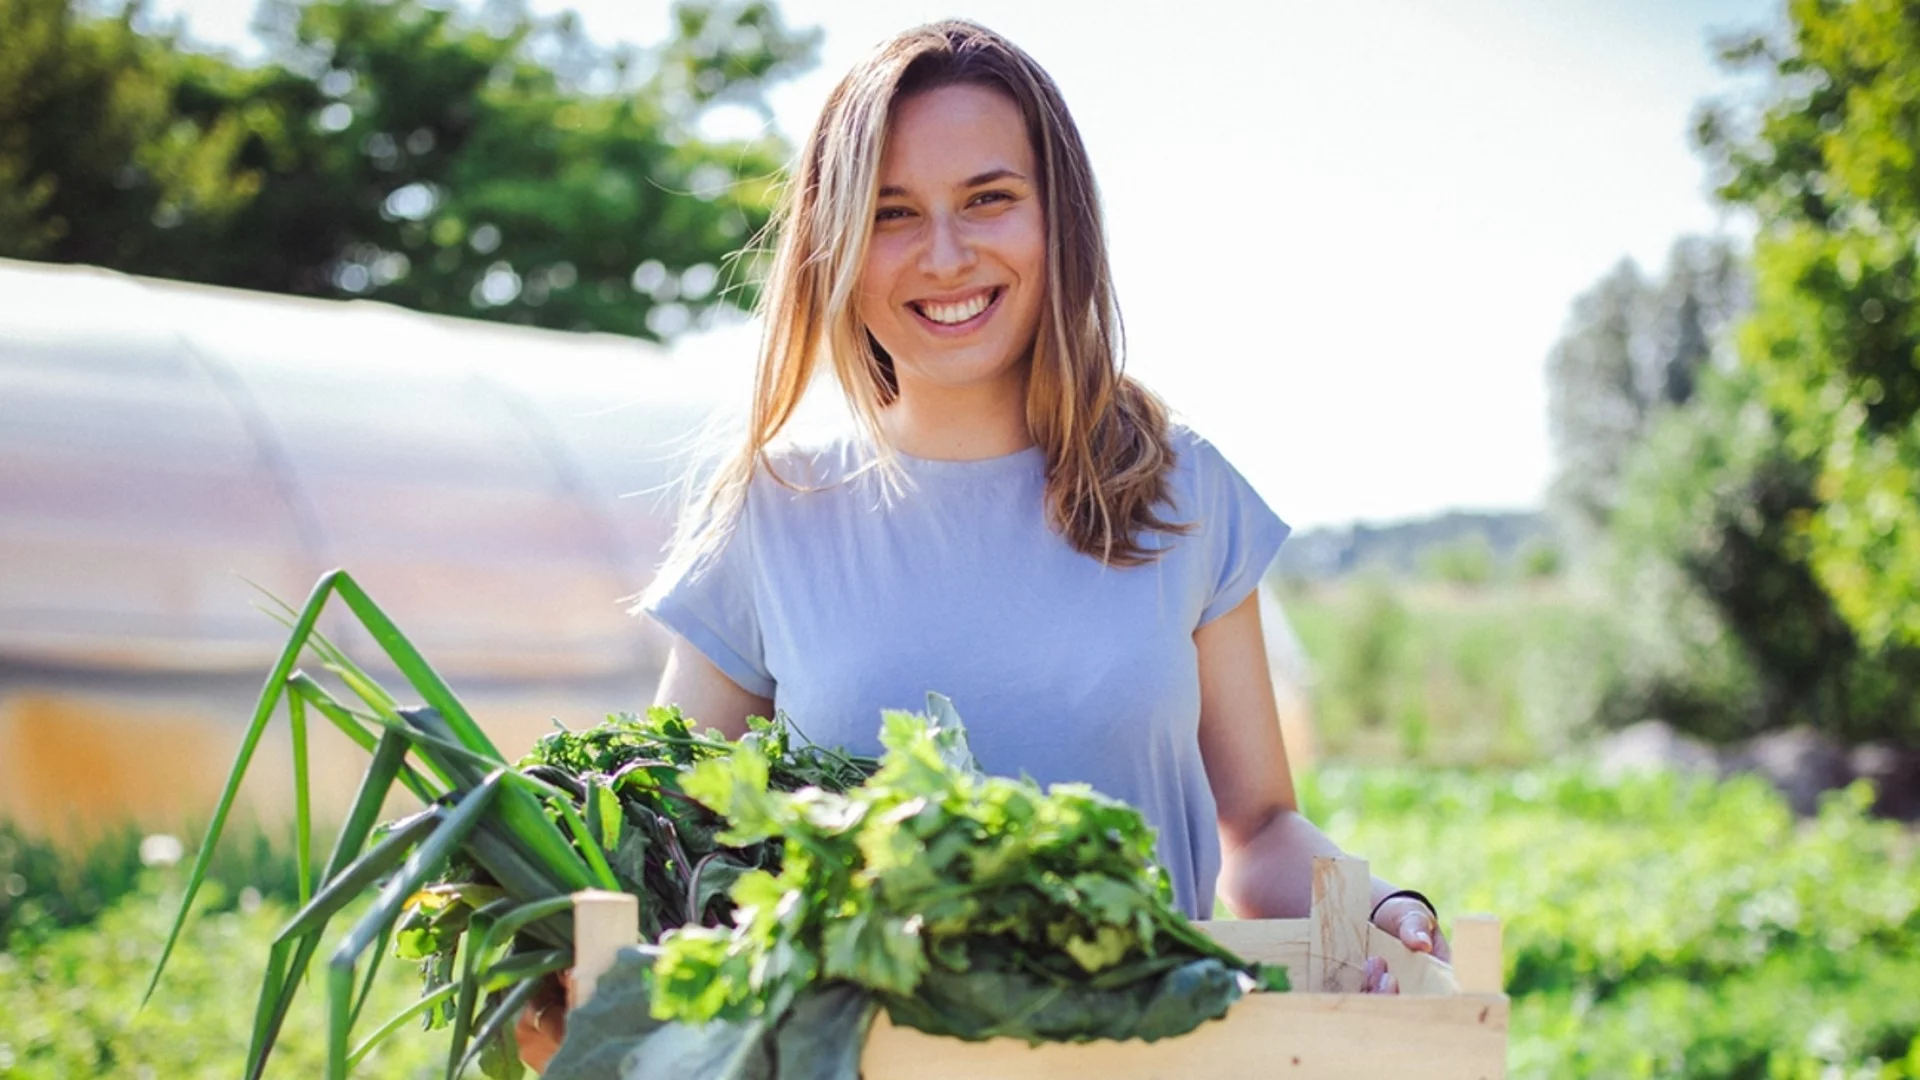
[149,0,1777,528]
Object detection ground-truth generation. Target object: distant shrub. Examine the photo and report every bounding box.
[1517,539,1563,581]
[1315,575,1412,737]
[1420,534,1496,586]
[0,820,308,947]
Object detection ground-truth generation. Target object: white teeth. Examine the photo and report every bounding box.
[918,290,993,325]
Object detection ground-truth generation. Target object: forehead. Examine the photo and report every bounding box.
[880,83,1034,185]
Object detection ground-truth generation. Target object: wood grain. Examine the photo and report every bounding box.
[862,993,1509,1080]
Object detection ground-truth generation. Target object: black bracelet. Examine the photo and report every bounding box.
[1370,889,1438,924]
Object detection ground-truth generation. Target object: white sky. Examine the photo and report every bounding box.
[153,0,1775,529]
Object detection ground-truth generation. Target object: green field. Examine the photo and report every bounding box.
[4,763,1915,1079]
[1279,577,1615,767]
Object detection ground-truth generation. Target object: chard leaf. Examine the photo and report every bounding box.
[885,957,1248,1045]
[769,983,879,1080]
[545,949,877,1080]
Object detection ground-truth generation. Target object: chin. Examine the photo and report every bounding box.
[899,349,1030,392]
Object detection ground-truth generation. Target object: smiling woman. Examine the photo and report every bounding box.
[521,19,1447,1070]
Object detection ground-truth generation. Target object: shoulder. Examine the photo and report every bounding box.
[1161,420,1289,541]
[1162,419,1237,507]
[754,429,871,493]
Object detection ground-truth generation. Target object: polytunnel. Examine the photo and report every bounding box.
[0,258,734,835]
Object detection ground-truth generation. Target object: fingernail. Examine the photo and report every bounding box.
[1414,930,1432,948]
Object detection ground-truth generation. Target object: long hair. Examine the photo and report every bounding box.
[663,19,1186,579]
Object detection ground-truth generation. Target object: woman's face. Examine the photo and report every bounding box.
[857,83,1047,402]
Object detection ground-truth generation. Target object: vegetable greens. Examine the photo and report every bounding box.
[543,697,1287,1080]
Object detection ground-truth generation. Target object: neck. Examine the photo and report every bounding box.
[878,369,1033,461]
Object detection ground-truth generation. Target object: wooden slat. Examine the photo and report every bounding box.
[1192,917,1311,974]
[570,891,639,1010]
[1451,916,1504,995]
[861,993,1509,1080]
[1308,856,1371,992]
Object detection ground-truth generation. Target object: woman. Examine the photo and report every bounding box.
[520,19,1445,1068]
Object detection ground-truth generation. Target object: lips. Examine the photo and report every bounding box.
[909,287,1002,327]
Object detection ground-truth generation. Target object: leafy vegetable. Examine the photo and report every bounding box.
[544,700,1286,1079]
[143,572,877,1080]
[148,573,1281,1080]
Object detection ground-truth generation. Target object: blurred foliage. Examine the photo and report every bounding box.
[1281,579,1612,765]
[1418,533,1496,587]
[1698,0,1920,651]
[1306,766,1920,1079]
[1605,366,1920,744]
[1545,237,1747,549]
[1516,538,1563,581]
[0,819,311,948]
[0,0,813,338]
[1546,0,1920,747]
[0,874,446,1078]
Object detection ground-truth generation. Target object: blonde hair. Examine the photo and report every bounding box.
[665,19,1186,578]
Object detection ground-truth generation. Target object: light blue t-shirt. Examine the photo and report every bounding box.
[640,424,1288,917]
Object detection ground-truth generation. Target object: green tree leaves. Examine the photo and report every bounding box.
[1,0,814,338]
[1702,0,1920,653]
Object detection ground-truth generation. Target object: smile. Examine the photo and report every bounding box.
[909,287,1002,329]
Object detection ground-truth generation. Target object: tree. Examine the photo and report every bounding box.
[1699,0,1920,650]
[0,0,255,262]
[1545,238,1747,546]
[0,0,815,339]
[1606,365,1920,744]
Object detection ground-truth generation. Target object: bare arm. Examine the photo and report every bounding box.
[653,637,772,741]
[1196,591,1448,965]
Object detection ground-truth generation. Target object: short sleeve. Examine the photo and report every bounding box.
[638,514,775,699]
[1193,437,1291,627]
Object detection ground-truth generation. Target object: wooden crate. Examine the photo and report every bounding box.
[570,856,1508,1079]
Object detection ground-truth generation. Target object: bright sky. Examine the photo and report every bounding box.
[153,0,1776,528]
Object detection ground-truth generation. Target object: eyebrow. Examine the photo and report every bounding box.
[878,168,1029,199]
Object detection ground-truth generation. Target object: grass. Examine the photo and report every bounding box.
[1278,576,1618,766]
[1,874,448,1078]
[1300,765,1920,1079]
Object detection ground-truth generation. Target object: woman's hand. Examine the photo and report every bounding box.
[1361,895,1452,994]
[515,973,570,1074]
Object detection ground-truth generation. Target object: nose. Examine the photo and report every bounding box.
[919,210,976,280]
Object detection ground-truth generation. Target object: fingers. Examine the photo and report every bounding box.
[1361,956,1400,994]
[1397,908,1436,954]
[516,1000,565,1072]
[1393,906,1454,963]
